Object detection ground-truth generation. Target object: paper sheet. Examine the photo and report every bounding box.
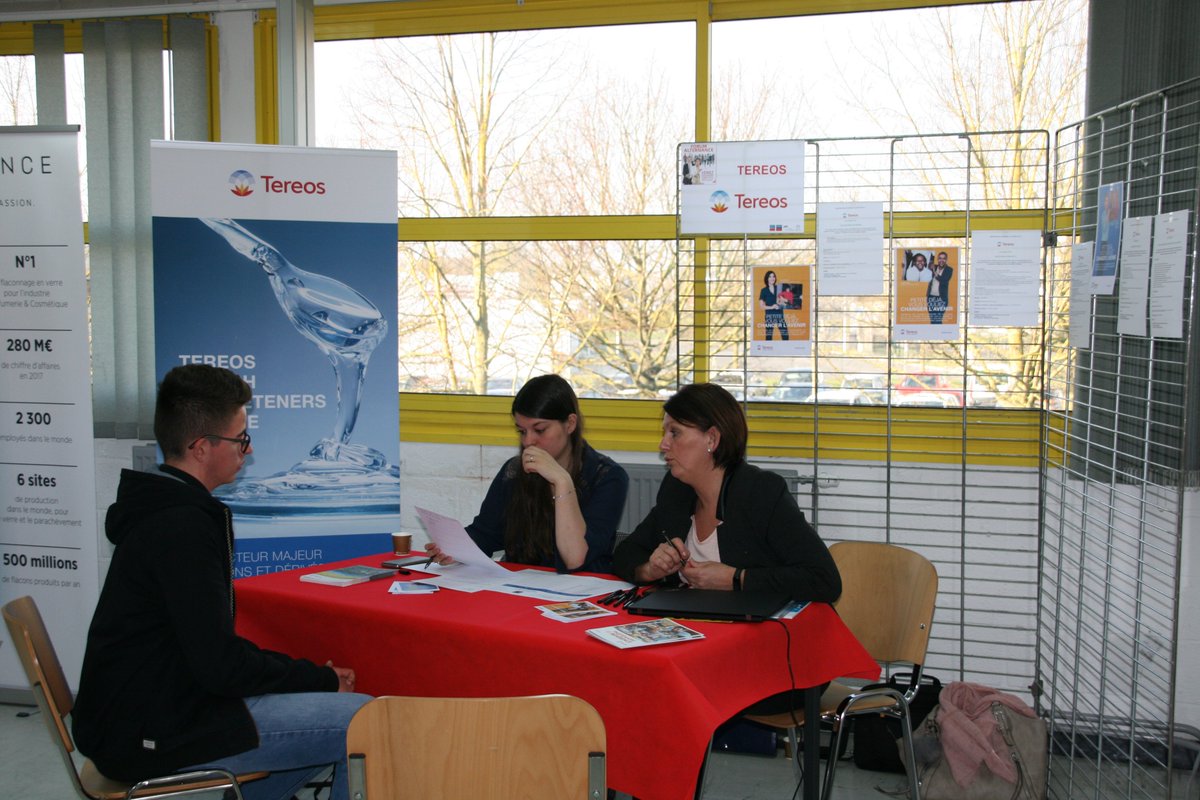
[414,506,507,573]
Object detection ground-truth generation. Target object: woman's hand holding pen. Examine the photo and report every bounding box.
[422,542,455,567]
[636,537,690,582]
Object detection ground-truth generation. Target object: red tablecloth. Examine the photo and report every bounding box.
[235,555,879,800]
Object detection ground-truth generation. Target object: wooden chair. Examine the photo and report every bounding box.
[2,595,267,800]
[743,541,938,800]
[346,694,607,799]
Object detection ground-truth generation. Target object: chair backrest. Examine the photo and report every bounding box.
[828,541,938,667]
[346,694,606,800]
[3,595,91,797]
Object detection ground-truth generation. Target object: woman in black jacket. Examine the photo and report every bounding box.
[613,382,840,603]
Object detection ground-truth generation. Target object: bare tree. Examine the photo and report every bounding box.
[348,33,566,393]
[833,0,1087,406]
[0,56,35,124]
[514,69,686,395]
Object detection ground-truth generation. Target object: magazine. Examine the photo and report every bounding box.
[586,618,705,649]
[537,601,617,623]
[299,565,395,587]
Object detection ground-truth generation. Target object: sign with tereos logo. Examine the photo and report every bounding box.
[151,141,400,576]
[678,140,806,235]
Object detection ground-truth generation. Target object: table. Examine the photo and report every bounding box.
[235,556,879,800]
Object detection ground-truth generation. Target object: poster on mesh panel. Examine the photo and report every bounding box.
[151,141,399,576]
[894,247,959,342]
[751,265,811,357]
[0,127,99,691]
[679,140,805,235]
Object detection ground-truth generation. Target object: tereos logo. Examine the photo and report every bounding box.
[709,190,730,213]
[229,169,255,197]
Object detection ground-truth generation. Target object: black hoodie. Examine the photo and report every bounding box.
[72,465,337,781]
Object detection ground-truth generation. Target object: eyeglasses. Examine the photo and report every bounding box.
[188,432,252,454]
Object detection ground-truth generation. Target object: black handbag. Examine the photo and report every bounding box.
[852,672,942,772]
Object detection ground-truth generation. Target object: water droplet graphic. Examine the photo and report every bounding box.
[200,217,399,515]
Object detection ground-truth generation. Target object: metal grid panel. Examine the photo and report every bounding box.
[675,132,1048,694]
[1041,77,1200,798]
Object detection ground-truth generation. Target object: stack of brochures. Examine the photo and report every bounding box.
[299,565,395,587]
[536,601,616,623]
[586,618,705,649]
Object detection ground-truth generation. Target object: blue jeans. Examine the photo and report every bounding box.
[183,692,372,800]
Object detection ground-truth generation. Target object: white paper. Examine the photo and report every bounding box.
[1116,216,1152,336]
[496,570,630,601]
[1149,210,1189,339]
[414,506,507,573]
[969,230,1042,327]
[1069,242,1095,348]
[816,201,884,296]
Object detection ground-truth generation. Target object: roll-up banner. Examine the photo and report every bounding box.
[0,126,98,692]
[151,142,400,576]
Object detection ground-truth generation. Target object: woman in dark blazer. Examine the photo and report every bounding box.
[613,382,839,603]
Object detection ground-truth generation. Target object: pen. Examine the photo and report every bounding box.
[422,554,435,571]
[661,531,688,566]
[606,589,632,607]
[598,589,622,605]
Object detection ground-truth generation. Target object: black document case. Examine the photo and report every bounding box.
[625,588,790,622]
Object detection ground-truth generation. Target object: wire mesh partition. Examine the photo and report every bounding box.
[675,132,1049,694]
[1040,77,1200,799]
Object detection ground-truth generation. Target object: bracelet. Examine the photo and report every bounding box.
[733,567,744,591]
[552,488,575,501]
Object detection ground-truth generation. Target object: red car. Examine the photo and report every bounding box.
[894,373,998,407]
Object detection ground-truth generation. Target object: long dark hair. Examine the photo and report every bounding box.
[504,375,585,565]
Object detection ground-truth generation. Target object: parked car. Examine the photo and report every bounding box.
[802,385,873,405]
[894,372,998,407]
[841,374,889,405]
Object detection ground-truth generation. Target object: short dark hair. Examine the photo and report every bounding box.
[155,365,252,459]
[663,383,747,469]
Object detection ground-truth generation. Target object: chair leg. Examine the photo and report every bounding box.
[897,710,920,800]
[786,726,803,784]
[820,719,848,800]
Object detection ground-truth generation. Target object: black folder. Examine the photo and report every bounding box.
[625,588,790,623]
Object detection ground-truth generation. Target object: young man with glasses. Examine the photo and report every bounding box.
[73,364,370,800]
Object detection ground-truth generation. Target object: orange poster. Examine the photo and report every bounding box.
[752,265,811,356]
[894,247,959,340]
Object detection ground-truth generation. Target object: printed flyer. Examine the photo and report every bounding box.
[894,247,959,341]
[751,265,811,356]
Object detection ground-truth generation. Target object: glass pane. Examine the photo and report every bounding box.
[712,0,1086,141]
[316,23,694,217]
[397,239,678,398]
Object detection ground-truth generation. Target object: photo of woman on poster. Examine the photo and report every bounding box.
[905,251,932,282]
[759,270,789,341]
[752,265,811,356]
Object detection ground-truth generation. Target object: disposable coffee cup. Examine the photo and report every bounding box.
[390,532,412,555]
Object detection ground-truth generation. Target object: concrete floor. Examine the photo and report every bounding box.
[1,700,909,800]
